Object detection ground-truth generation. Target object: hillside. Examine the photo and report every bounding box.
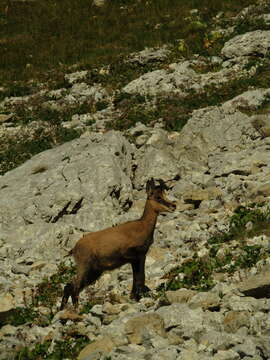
[1,0,270,359]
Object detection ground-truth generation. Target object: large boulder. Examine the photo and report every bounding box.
[0,131,134,261]
[222,30,270,59]
[172,106,259,170]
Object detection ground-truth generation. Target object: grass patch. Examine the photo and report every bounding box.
[14,336,90,360]
[1,262,76,328]
[233,3,270,35]
[9,95,100,126]
[159,203,270,292]
[209,203,270,244]
[108,93,191,132]
[34,261,76,308]
[0,125,81,175]
[3,306,39,327]
[1,0,255,86]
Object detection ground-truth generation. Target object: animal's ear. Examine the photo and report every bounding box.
[146,178,155,195]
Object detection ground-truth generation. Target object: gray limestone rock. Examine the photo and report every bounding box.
[127,46,171,65]
[122,59,250,97]
[222,30,270,58]
[0,131,134,262]
[222,89,270,112]
[125,312,166,345]
[238,266,270,299]
[156,304,204,340]
[172,107,258,169]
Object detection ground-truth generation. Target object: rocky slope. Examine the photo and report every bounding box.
[1,1,270,359]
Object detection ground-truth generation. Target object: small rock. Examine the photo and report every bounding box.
[213,349,240,360]
[177,349,200,360]
[92,0,107,7]
[199,330,236,351]
[0,293,15,312]
[90,304,103,317]
[0,324,17,336]
[11,263,30,275]
[189,292,220,310]
[238,266,270,298]
[165,289,196,304]
[125,313,166,344]
[0,114,13,123]
[103,302,121,315]
[57,310,84,322]
[65,70,88,84]
[223,311,250,333]
[78,336,115,360]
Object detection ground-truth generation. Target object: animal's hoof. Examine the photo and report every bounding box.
[130,286,151,301]
[141,285,151,294]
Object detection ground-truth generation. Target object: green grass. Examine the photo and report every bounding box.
[14,336,90,360]
[2,261,99,360]
[1,0,255,86]
[0,126,81,175]
[0,262,77,329]
[209,203,270,244]
[34,261,76,308]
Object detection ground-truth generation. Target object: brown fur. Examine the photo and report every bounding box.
[60,178,176,310]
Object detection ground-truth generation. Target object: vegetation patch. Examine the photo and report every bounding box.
[14,335,90,360]
[159,204,270,292]
[8,95,100,126]
[209,203,270,244]
[107,55,270,132]
[34,261,76,309]
[2,306,39,327]
[2,261,103,359]
[1,262,76,328]
[1,0,255,86]
[0,125,81,175]
[233,3,270,35]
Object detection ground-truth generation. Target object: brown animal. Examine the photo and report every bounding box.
[60,178,176,310]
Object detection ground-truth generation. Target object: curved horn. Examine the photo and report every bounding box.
[146,178,155,193]
[156,178,169,190]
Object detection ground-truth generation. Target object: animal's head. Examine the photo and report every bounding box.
[146,178,176,213]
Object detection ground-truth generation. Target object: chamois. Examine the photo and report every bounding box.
[60,178,176,310]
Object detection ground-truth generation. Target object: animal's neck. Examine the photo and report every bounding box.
[140,200,158,233]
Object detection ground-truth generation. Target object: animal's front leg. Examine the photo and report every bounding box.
[130,255,151,301]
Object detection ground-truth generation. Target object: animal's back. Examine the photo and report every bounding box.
[72,219,148,265]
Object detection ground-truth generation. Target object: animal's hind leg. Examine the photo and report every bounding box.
[71,267,102,309]
[60,263,102,310]
[60,264,87,310]
[71,266,89,309]
[60,283,73,310]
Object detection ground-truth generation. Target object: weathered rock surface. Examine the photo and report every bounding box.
[122,59,253,97]
[221,30,270,58]
[238,266,270,298]
[0,131,134,263]
[126,46,171,65]
[125,313,166,344]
